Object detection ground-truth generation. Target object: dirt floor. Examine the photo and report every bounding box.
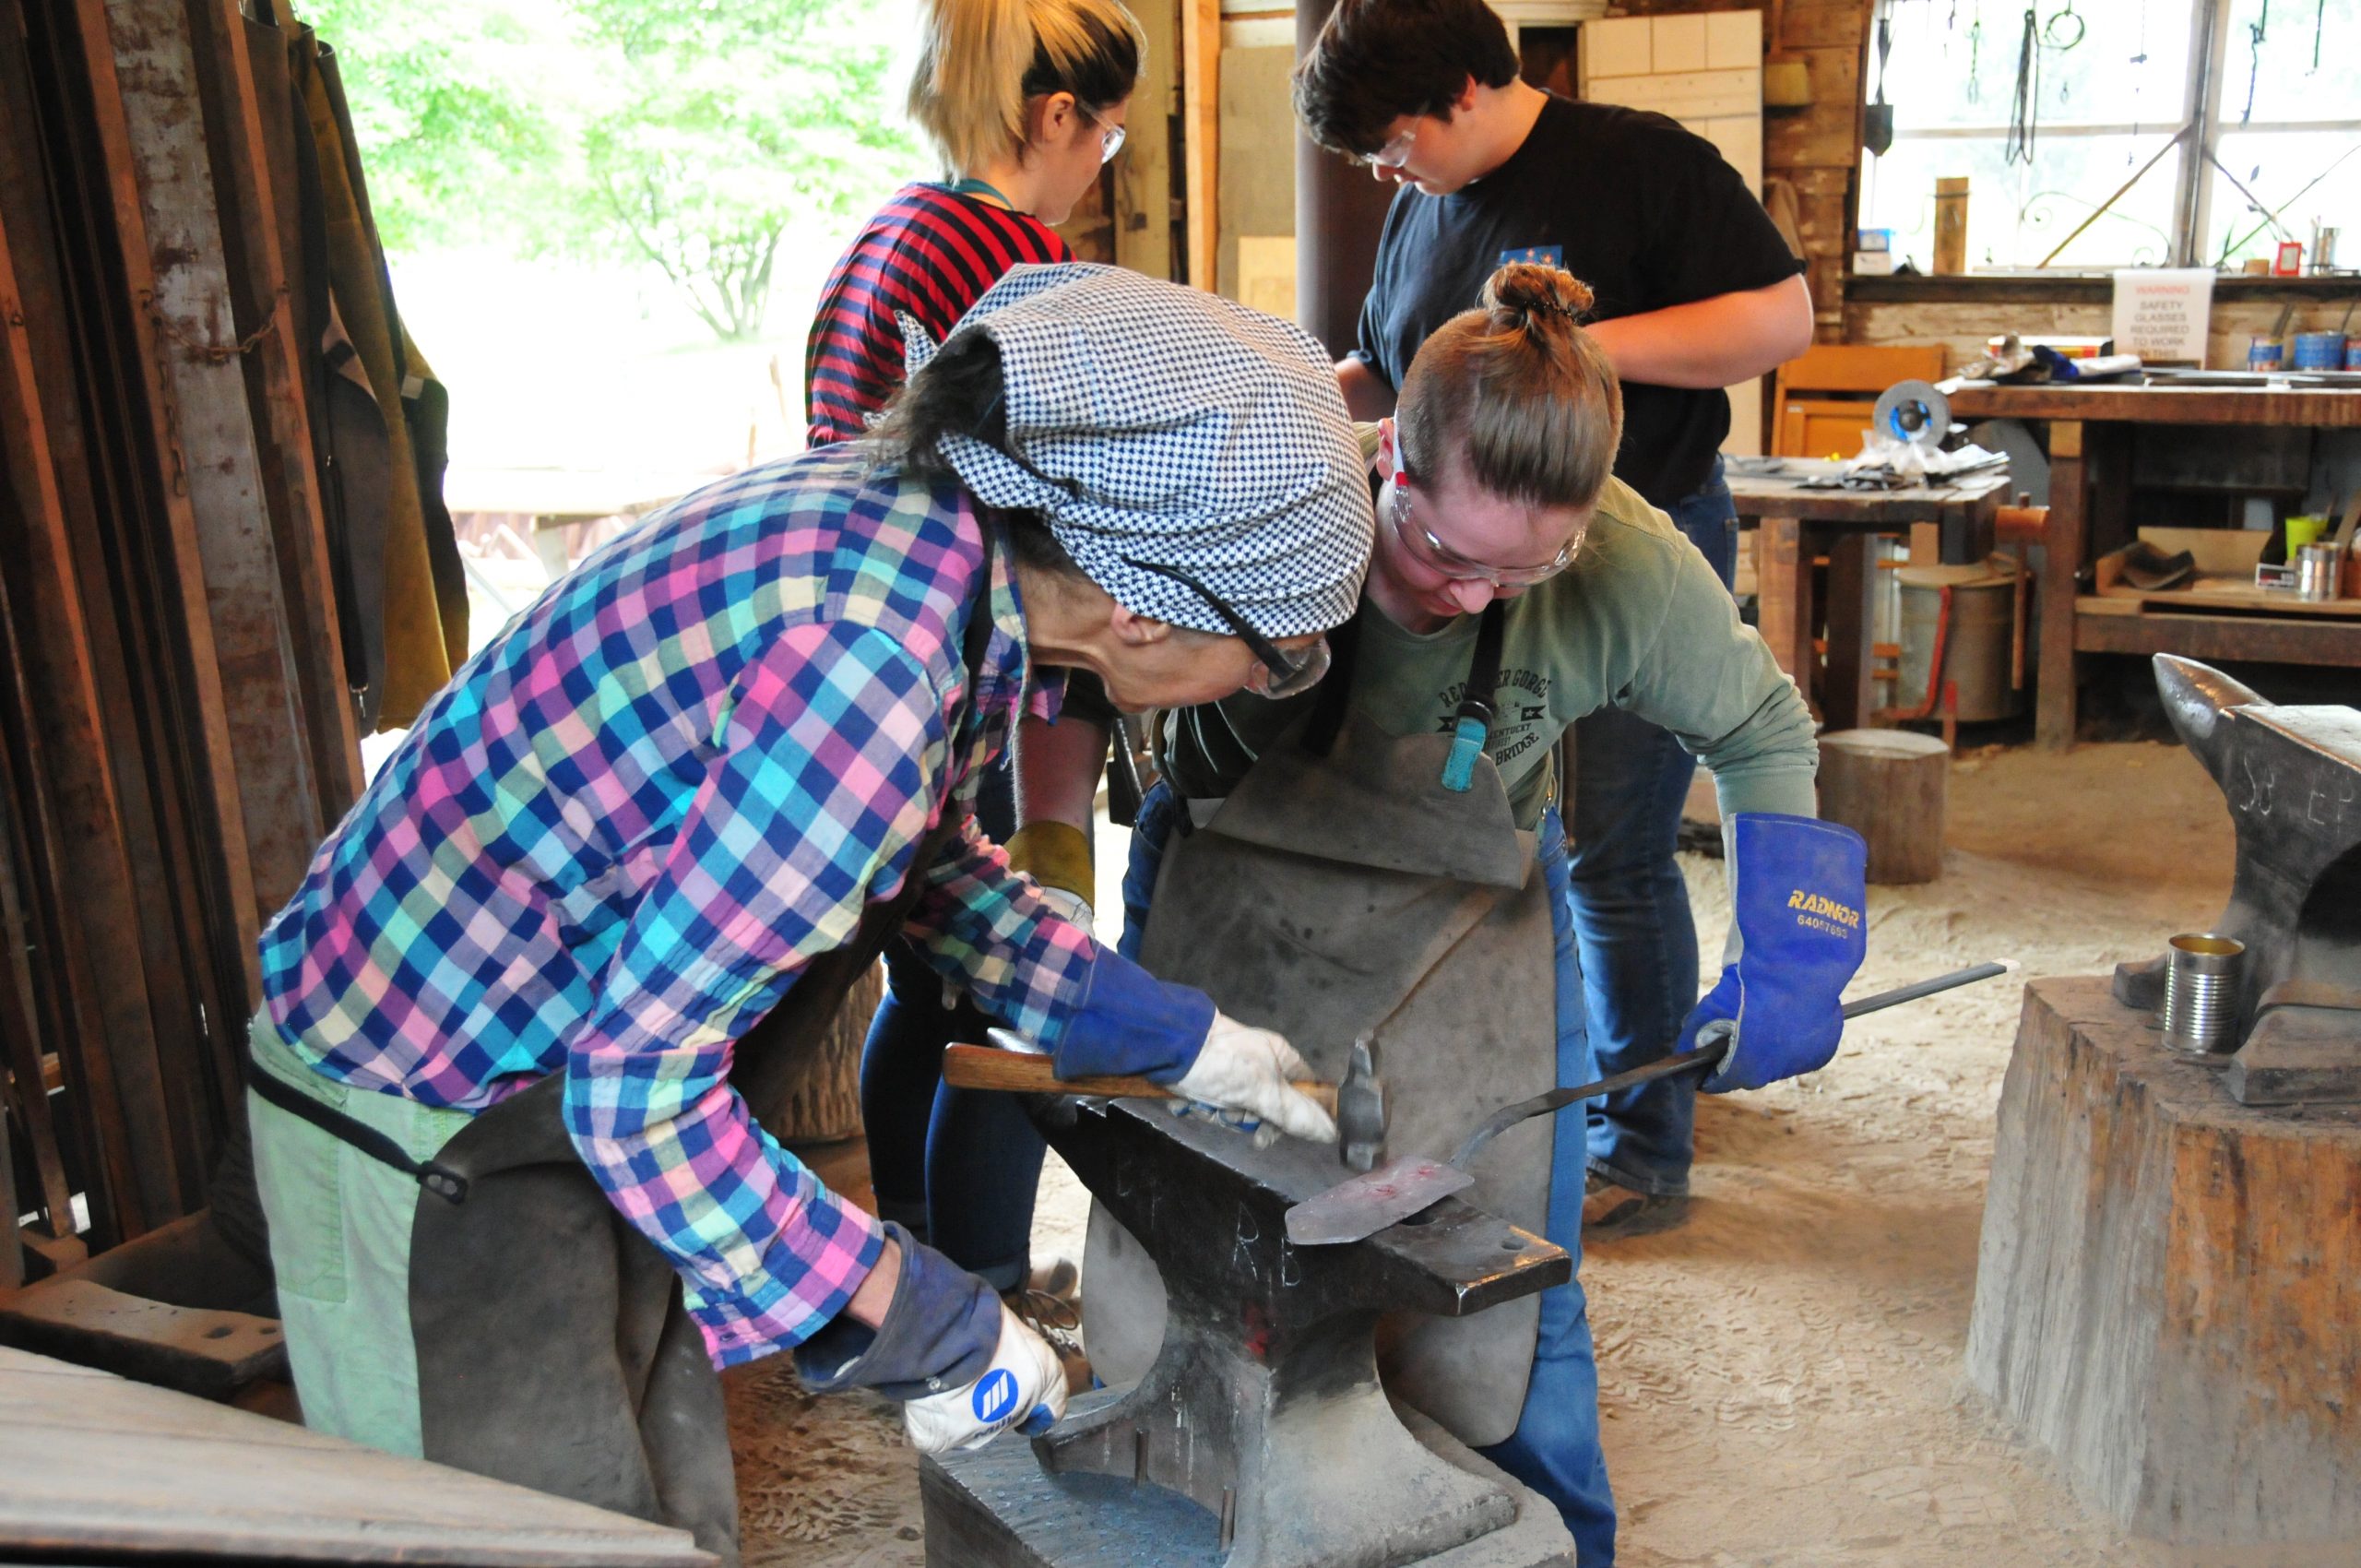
[728,738,2244,1567]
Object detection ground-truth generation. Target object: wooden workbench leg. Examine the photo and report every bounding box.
[2037,422,2086,751]
[1755,516,1816,709]
[1824,532,1880,731]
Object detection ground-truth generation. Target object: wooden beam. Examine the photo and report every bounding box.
[90,0,326,928]
[1114,0,1180,281]
[0,161,168,1240]
[188,0,364,821]
[1181,0,1219,290]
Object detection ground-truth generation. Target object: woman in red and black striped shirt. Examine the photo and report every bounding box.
[804,0,1143,446]
[804,0,1144,1369]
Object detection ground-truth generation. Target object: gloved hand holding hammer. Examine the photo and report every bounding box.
[1687,813,1871,1092]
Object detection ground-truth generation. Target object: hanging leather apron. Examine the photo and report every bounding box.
[1082,604,1562,1448]
[252,560,1003,1567]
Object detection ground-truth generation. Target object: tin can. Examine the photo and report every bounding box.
[2248,336,2284,371]
[2347,336,2361,372]
[2293,330,2346,370]
[2297,542,2344,602]
[2160,932,2244,1056]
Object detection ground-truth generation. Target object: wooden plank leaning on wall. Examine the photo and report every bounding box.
[0,6,192,1244]
[1181,0,1219,288]
[1115,0,1180,279]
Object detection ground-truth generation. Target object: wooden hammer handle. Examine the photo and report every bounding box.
[941,1044,1338,1114]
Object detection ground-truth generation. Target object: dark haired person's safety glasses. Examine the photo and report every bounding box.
[1123,558,1332,699]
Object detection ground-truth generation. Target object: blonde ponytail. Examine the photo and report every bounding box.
[1397,262,1623,512]
[908,0,1146,177]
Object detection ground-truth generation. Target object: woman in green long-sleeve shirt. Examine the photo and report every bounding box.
[1100,262,1856,1565]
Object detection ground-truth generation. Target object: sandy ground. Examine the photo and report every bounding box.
[727,738,2241,1567]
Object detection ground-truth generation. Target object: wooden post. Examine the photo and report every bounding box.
[2036,420,2085,751]
[1754,516,1818,714]
[1180,0,1219,290]
[1822,533,1880,731]
[1816,729,1948,884]
[1114,0,1179,281]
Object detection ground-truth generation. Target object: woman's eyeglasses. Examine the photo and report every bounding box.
[1386,473,1579,588]
[1122,558,1332,699]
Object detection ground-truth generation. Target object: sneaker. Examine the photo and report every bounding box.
[1581,1172,1691,1240]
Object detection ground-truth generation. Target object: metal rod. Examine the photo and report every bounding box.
[1217,1487,1236,1551]
[1842,958,2017,1016]
[1448,960,2019,1167]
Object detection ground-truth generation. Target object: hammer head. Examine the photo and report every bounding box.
[1336,1038,1388,1170]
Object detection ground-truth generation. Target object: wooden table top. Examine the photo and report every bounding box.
[1944,380,2361,427]
[1724,457,2011,523]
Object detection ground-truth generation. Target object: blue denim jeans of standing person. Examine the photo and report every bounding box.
[1578,457,1739,1201]
[859,757,1047,1293]
[1121,787,1618,1564]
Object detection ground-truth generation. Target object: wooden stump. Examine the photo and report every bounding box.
[755,959,882,1145]
[1816,729,1947,884]
[1965,977,2361,1550]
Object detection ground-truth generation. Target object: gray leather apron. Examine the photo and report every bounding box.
[394,558,1003,1566]
[1084,605,1560,1447]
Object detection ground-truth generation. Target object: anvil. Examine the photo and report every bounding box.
[923,1096,1572,1568]
[2115,655,2361,1104]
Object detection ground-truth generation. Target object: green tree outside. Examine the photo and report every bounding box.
[299,0,924,340]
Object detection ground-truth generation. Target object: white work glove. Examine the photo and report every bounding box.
[902,1300,1070,1455]
[1169,1013,1337,1147]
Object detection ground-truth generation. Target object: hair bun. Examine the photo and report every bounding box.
[1481,262,1594,326]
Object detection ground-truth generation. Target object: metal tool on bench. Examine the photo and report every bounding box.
[1287,958,2020,1247]
[940,1028,1388,1158]
[2114,654,2361,1104]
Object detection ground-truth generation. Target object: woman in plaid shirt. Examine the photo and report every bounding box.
[245,267,1371,1561]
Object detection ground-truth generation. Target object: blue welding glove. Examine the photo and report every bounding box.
[794,1225,1065,1454]
[1053,944,1216,1082]
[1688,813,1869,1093]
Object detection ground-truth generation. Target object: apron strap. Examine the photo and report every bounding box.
[1439,600,1508,793]
[243,1042,472,1205]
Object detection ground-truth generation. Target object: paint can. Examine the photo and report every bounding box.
[2346,336,2361,371]
[2292,330,2345,370]
[2248,336,2284,371]
[2159,932,2244,1056]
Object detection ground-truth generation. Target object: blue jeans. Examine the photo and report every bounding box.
[860,758,1045,1292]
[1122,789,1617,1564]
[1577,459,1738,1200]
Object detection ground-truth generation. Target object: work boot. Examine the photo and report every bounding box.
[1581,1172,1690,1240]
[1004,1255,1092,1395]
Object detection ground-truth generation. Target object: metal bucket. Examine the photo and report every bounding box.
[2159,932,2244,1056]
[1896,558,2023,723]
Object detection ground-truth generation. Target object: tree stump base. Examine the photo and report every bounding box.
[1966,978,2361,1550]
[1816,729,1948,884]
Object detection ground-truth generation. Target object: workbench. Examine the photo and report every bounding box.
[1726,457,2011,731]
[1943,382,2361,749]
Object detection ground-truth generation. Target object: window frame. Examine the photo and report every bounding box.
[1859,0,2361,268]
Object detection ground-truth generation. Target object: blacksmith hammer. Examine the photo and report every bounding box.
[939,1028,1389,1164]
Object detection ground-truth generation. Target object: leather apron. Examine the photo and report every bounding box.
[402,558,1001,1566]
[1083,605,1561,1448]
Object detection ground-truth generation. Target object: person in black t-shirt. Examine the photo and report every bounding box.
[1292,4,1813,1559]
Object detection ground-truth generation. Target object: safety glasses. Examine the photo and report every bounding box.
[1386,473,1579,588]
[1366,121,1418,170]
[1122,558,1332,699]
[1089,113,1128,164]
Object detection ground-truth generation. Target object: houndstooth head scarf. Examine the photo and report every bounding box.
[899,263,1373,638]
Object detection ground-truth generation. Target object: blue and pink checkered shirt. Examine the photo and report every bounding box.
[259,444,1096,1366]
